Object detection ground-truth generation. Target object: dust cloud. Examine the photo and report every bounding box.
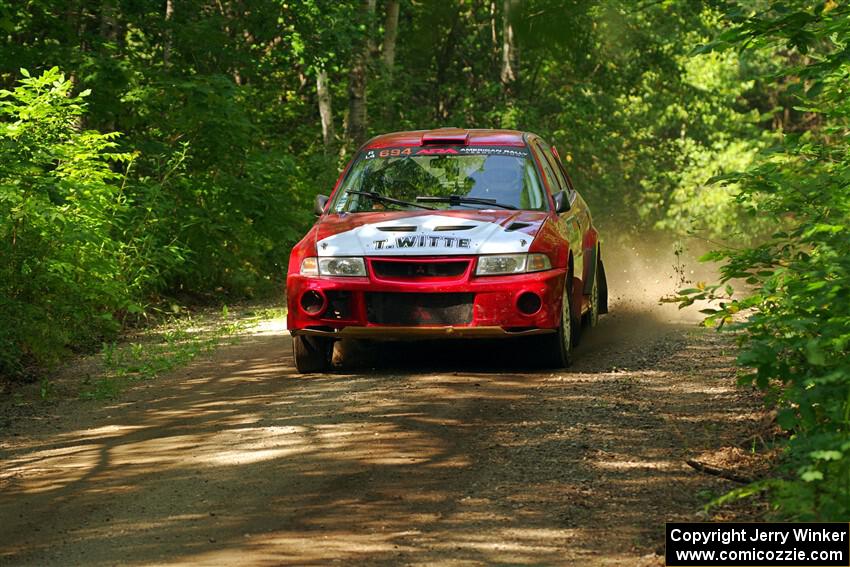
[572,233,720,358]
[601,233,717,324]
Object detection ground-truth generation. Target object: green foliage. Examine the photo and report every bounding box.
[0,1,345,376]
[0,68,135,376]
[681,2,850,520]
[5,16,842,534]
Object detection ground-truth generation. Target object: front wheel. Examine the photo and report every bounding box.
[292,335,333,373]
[536,277,578,368]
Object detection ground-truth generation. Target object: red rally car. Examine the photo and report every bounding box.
[286,128,608,372]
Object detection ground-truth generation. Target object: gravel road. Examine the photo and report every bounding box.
[0,253,764,566]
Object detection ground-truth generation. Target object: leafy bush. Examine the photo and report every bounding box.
[683,3,850,520]
[0,68,136,376]
[0,66,325,379]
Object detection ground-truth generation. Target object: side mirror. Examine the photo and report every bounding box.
[314,194,329,216]
[553,190,571,214]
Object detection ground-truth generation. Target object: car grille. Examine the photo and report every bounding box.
[365,292,474,325]
[371,259,469,280]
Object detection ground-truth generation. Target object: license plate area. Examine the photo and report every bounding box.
[365,292,474,325]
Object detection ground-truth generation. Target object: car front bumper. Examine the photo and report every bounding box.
[286,259,566,340]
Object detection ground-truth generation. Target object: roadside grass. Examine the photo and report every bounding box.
[0,302,286,408]
[78,304,286,400]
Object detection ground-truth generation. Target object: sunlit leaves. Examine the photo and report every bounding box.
[684,0,850,521]
[0,70,139,376]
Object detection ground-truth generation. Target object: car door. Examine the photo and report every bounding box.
[530,138,584,283]
[555,159,591,239]
[552,153,600,293]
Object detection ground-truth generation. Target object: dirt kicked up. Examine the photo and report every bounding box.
[0,245,767,566]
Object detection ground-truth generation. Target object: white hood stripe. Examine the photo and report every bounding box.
[317,214,532,256]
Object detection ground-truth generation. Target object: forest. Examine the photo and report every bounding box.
[1,0,848,522]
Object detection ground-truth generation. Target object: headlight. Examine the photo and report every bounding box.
[475,253,551,276]
[300,257,367,276]
[318,257,367,277]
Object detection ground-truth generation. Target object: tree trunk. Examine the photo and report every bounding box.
[316,67,335,153]
[490,0,497,50]
[163,0,174,66]
[99,0,117,41]
[500,0,517,93]
[380,0,400,126]
[72,1,88,128]
[346,0,376,149]
[382,0,400,81]
[434,7,461,121]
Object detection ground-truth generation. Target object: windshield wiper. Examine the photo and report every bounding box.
[346,190,435,210]
[415,195,517,210]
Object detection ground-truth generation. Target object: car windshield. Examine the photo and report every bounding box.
[330,145,548,213]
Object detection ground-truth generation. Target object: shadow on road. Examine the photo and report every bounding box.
[0,299,759,566]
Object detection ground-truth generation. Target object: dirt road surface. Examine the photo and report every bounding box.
[0,250,764,566]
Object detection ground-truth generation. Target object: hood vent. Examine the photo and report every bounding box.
[433,225,475,232]
[506,222,532,231]
[377,225,417,232]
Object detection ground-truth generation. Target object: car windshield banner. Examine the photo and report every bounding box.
[363,146,530,160]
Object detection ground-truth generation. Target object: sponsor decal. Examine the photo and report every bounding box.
[364,146,529,160]
[456,146,529,158]
[373,235,472,250]
[414,148,458,155]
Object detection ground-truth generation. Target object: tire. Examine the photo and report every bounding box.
[536,275,577,368]
[583,258,601,329]
[292,335,333,373]
[569,271,582,347]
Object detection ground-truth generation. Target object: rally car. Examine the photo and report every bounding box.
[286,128,607,372]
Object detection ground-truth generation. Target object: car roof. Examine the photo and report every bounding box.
[363,128,529,149]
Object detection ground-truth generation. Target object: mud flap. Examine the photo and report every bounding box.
[598,260,609,314]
